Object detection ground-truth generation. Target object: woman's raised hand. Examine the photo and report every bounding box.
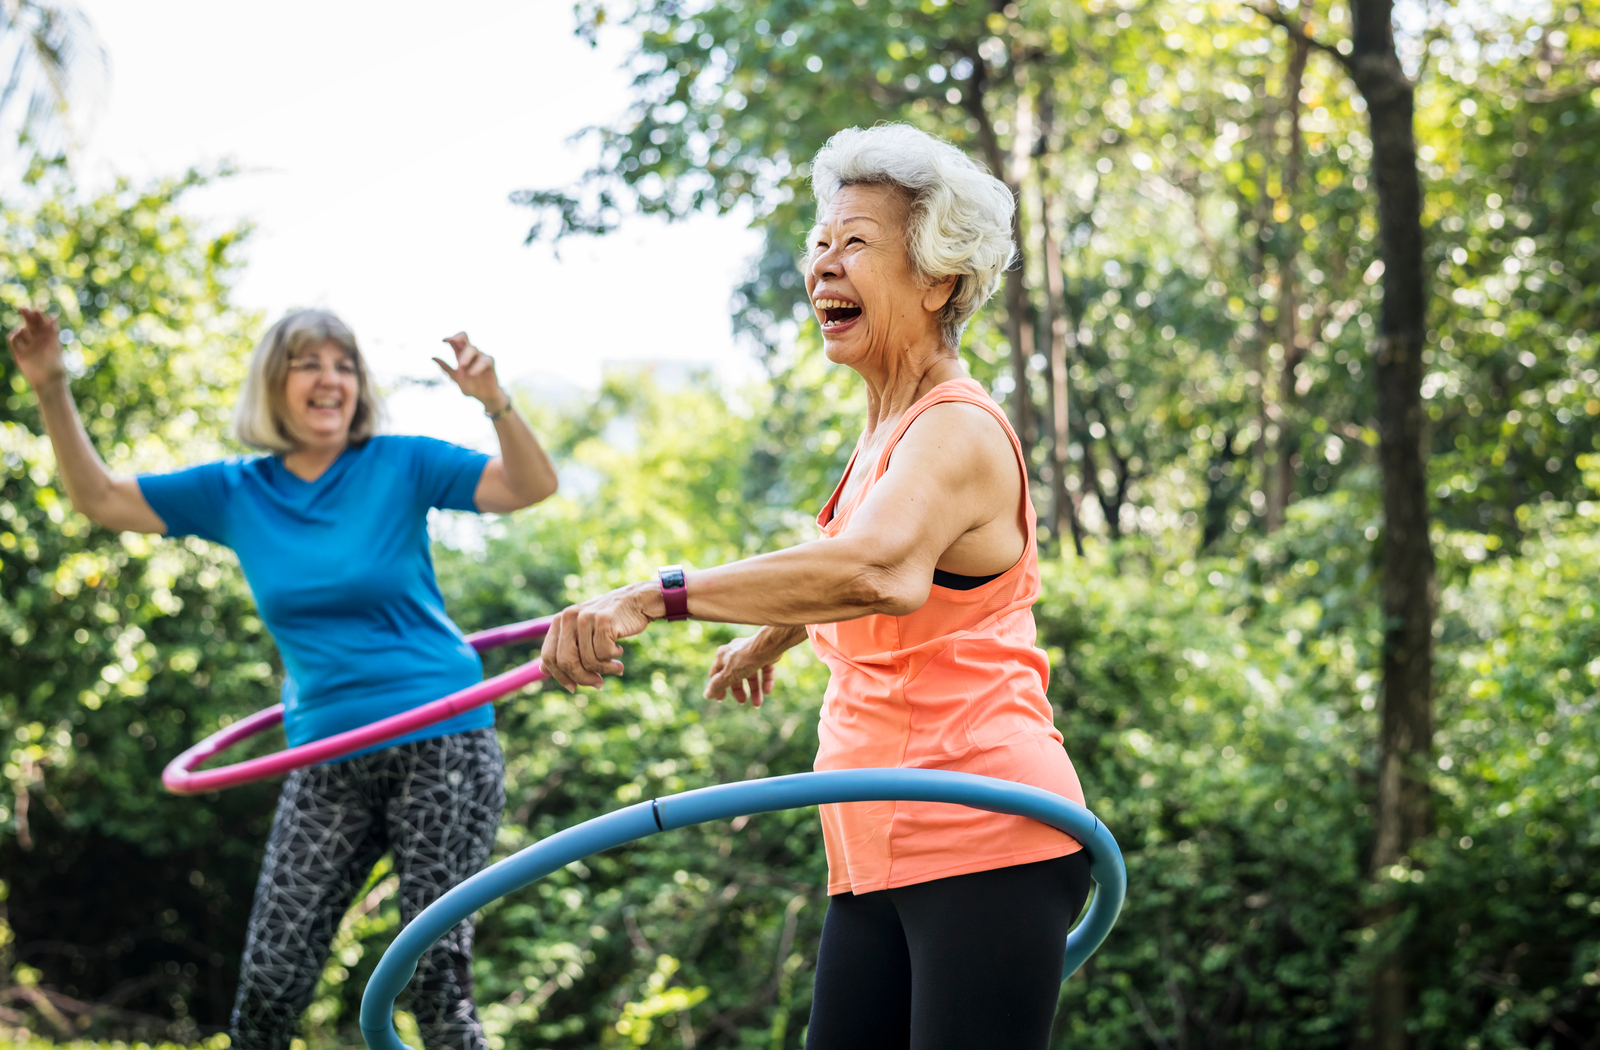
[433,332,509,412]
[6,307,67,391]
[705,635,778,707]
[539,583,659,692]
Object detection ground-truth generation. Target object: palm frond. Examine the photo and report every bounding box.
[0,0,108,157]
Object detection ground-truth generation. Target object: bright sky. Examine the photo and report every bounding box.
[67,0,765,448]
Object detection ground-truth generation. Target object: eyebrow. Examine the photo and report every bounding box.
[812,215,883,238]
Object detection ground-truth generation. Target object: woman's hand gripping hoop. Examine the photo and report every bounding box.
[358,768,1127,1050]
[160,617,554,795]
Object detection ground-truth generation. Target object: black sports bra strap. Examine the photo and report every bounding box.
[931,567,1004,591]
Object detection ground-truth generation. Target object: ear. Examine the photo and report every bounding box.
[921,275,958,314]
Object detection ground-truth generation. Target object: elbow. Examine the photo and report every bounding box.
[67,491,111,528]
[509,474,558,511]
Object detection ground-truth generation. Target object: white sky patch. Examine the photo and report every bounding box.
[57,0,764,450]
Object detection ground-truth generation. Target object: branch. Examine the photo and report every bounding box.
[1248,4,1354,73]
[1518,57,1600,102]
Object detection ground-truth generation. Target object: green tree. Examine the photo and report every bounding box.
[1,168,278,1039]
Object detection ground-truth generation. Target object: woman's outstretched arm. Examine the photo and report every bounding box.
[6,308,167,534]
[540,400,1024,691]
[434,332,558,512]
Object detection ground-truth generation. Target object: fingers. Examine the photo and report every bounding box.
[703,641,777,708]
[431,356,459,381]
[9,308,46,352]
[538,616,573,692]
[540,607,611,692]
[539,599,638,694]
[540,613,585,692]
[443,333,493,372]
[704,648,730,700]
[574,606,625,680]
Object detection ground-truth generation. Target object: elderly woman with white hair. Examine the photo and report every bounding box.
[540,123,1089,1048]
[6,307,557,1050]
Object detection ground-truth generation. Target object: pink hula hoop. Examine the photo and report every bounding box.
[161,616,553,796]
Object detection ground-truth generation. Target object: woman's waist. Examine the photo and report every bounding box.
[815,728,1081,809]
[282,657,485,712]
[817,705,1066,767]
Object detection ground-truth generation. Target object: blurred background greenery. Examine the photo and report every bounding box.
[3,0,1600,1048]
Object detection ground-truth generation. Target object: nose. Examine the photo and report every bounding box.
[809,245,840,281]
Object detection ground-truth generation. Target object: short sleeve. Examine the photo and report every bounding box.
[402,436,491,512]
[138,461,235,543]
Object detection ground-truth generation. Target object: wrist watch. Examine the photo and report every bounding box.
[658,565,689,621]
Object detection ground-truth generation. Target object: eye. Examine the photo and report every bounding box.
[847,236,864,245]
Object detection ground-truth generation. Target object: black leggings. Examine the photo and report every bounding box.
[805,852,1092,1050]
[231,727,504,1050]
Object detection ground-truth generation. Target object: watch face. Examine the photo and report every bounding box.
[661,566,686,590]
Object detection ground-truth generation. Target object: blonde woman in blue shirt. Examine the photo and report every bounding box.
[7,307,557,1050]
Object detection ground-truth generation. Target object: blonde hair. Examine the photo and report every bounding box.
[233,310,384,452]
[810,124,1016,348]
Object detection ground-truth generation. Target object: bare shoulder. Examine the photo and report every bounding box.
[896,400,1016,474]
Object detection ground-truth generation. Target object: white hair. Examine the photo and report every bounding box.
[234,309,385,452]
[810,123,1016,348]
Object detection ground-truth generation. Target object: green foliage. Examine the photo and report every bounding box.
[1,169,278,1037]
[1035,488,1599,1048]
[0,1037,230,1050]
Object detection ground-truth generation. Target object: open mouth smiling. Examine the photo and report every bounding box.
[814,297,862,329]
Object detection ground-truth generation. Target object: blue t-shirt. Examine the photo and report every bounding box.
[139,435,493,752]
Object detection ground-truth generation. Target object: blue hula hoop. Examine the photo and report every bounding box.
[359,768,1125,1050]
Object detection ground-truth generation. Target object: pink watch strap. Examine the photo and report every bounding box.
[658,565,689,621]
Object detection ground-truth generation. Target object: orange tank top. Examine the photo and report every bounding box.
[806,378,1084,896]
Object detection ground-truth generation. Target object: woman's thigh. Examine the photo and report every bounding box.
[232,765,385,1046]
[805,853,1090,1050]
[804,889,914,1050]
[380,727,506,916]
[373,729,504,1049]
[892,852,1092,1050]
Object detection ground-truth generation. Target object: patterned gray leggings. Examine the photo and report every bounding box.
[231,727,505,1050]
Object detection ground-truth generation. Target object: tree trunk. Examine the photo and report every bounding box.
[1246,80,1274,531]
[964,51,1035,454]
[1253,4,1436,1041]
[1036,87,1084,555]
[1349,0,1435,1044]
[1040,192,1083,555]
[1270,30,1311,531]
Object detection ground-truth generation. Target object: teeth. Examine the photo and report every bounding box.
[814,298,858,310]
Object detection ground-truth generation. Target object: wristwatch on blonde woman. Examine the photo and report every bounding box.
[658,565,689,621]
